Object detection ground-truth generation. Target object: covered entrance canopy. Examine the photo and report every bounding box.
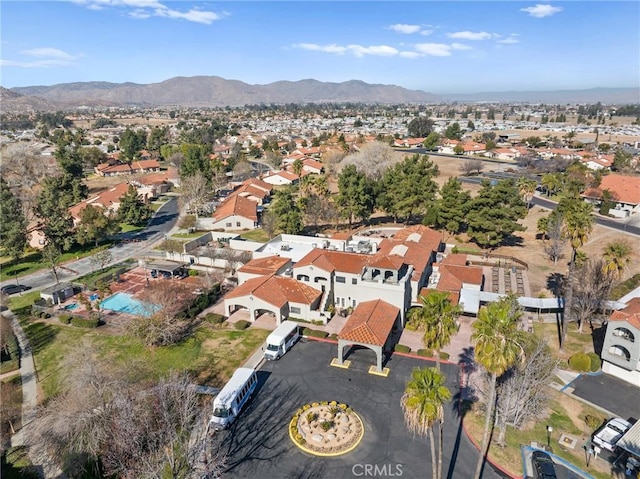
[617,420,640,459]
[336,300,399,374]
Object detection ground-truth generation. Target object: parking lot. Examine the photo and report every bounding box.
[218,340,503,479]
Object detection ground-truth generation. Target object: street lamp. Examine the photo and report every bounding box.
[546,425,553,448]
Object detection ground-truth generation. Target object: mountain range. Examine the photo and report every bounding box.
[3,76,639,112]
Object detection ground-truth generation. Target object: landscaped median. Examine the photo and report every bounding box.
[289,401,364,456]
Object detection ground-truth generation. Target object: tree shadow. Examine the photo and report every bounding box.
[591,324,607,356]
[500,234,524,248]
[23,322,59,356]
[546,273,566,297]
[446,347,477,479]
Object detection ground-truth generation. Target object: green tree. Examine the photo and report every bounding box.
[466,180,527,249]
[422,132,440,150]
[557,197,594,349]
[453,144,464,155]
[444,122,462,140]
[432,177,471,235]
[378,154,439,223]
[75,205,120,247]
[335,165,374,229]
[0,177,28,283]
[517,177,537,210]
[408,291,461,370]
[147,126,168,154]
[602,240,632,279]
[541,173,562,197]
[407,117,434,138]
[179,144,211,180]
[612,150,633,171]
[472,295,524,479]
[467,120,475,131]
[401,367,451,479]
[117,185,152,226]
[269,186,303,234]
[34,177,75,252]
[119,127,146,162]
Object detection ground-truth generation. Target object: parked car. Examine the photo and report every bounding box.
[531,451,557,479]
[1,284,29,295]
[593,417,633,452]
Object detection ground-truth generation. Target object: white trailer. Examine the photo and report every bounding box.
[264,320,300,360]
[209,367,257,430]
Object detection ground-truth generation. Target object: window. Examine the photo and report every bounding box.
[613,328,635,342]
[352,278,357,285]
[237,222,241,227]
[226,222,232,227]
[608,345,630,360]
[335,276,346,283]
[290,306,301,314]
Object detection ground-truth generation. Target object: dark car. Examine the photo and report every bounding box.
[531,451,557,479]
[1,284,29,295]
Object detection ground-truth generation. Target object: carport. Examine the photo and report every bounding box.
[335,299,399,375]
[144,260,185,278]
[615,421,640,474]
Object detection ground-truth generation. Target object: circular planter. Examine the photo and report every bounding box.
[289,402,364,456]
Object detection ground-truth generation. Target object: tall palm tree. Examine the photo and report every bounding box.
[401,367,451,479]
[472,295,524,479]
[559,198,594,349]
[410,291,462,371]
[602,240,632,279]
[517,177,537,210]
[541,173,561,197]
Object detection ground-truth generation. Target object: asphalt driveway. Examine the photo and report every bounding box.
[569,373,640,422]
[218,340,503,479]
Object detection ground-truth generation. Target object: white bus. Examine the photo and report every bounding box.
[264,320,300,360]
[210,367,258,430]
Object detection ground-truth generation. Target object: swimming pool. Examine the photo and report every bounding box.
[63,303,78,311]
[100,292,159,317]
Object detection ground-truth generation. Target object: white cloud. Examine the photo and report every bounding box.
[294,43,402,57]
[414,43,454,57]
[497,36,520,44]
[388,24,421,34]
[2,59,75,68]
[71,0,224,24]
[21,48,77,60]
[520,4,563,17]
[450,43,472,50]
[295,43,348,54]
[419,30,434,36]
[399,51,422,58]
[447,31,494,41]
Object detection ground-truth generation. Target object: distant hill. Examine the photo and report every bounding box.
[9,76,441,108]
[442,87,640,104]
[0,86,60,113]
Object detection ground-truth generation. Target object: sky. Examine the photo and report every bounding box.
[1,1,639,94]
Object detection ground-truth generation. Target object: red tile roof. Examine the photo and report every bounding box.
[436,263,484,293]
[418,287,460,307]
[225,275,321,308]
[295,248,370,274]
[582,174,640,205]
[238,256,290,275]
[339,300,399,346]
[610,297,640,330]
[68,182,131,220]
[213,195,257,222]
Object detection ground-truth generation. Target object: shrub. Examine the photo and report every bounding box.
[394,344,411,353]
[328,333,338,340]
[302,327,328,339]
[587,352,601,372]
[319,420,334,432]
[70,316,99,328]
[306,412,318,423]
[568,352,591,372]
[234,320,251,330]
[439,352,450,361]
[59,314,72,325]
[188,269,199,277]
[302,404,311,411]
[584,414,604,430]
[186,307,200,319]
[204,313,226,325]
[320,400,328,406]
[417,349,433,358]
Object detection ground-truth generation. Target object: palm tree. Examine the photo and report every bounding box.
[410,291,462,371]
[541,173,561,197]
[401,367,451,479]
[559,198,594,348]
[602,240,632,279]
[472,295,524,479]
[517,177,537,210]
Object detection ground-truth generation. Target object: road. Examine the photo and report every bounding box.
[1,196,180,293]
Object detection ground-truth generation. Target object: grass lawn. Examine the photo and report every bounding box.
[465,390,611,479]
[119,223,144,233]
[21,317,270,399]
[7,291,41,315]
[239,229,270,243]
[0,242,114,282]
[1,446,39,479]
[533,322,595,364]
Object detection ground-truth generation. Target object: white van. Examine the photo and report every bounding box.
[209,367,257,430]
[264,320,300,360]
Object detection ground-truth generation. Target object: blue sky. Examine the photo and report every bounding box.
[1,1,639,93]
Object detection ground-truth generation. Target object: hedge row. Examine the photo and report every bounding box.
[204,313,226,325]
[58,314,99,328]
[302,327,329,339]
[394,344,411,353]
[234,320,251,330]
[568,352,601,372]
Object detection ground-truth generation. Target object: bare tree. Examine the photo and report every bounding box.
[341,141,396,180]
[232,159,252,181]
[543,213,566,264]
[169,152,185,170]
[459,159,483,176]
[89,246,112,272]
[492,336,557,445]
[219,249,252,277]
[181,172,211,220]
[130,281,195,346]
[261,210,277,239]
[572,258,615,333]
[322,149,345,175]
